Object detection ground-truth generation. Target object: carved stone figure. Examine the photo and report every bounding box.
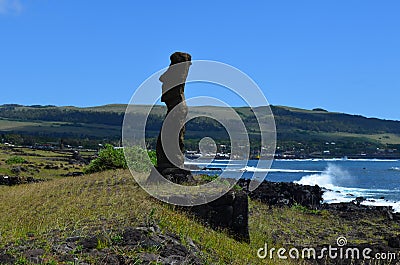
[155,52,192,182]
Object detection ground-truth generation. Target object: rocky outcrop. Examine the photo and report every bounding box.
[321,202,400,221]
[239,180,323,209]
[180,180,323,243]
[0,225,201,265]
[0,175,43,186]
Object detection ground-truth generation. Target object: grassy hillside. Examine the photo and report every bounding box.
[1,104,399,157]
[1,173,399,263]
[1,147,399,264]
[0,145,89,179]
[1,169,284,264]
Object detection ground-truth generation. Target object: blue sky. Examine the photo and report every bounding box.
[0,1,399,120]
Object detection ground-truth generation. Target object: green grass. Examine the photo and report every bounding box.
[315,131,400,146]
[0,118,40,130]
[0,168,398,264]
[0,170,288,264]
[0,117,121,138]
[0,146,90,180]
[0,148,399,264]
[337,132,400,145]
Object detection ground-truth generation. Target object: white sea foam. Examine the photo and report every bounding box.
[276,158,346,162]
[346,159,399,162]
[294,164,349,190]
[239,166,321,173]
[295,164,400,212]
[188,160,400,212]
[192,165,322,173]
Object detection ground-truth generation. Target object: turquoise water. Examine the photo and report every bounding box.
[187,158,400,211]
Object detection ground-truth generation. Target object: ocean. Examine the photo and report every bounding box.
[186,158,400,212]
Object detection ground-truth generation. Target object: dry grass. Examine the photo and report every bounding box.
[0,170,296,264]
[1,147,398,264]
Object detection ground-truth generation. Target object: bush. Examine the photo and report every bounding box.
[84,144,127,174]
[5,156,26,165]
[84,144,155,174]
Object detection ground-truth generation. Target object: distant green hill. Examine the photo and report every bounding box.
[0,104,399,157]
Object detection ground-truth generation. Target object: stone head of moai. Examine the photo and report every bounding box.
[159,52,192,103]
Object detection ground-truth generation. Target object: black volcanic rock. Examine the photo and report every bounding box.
[0,225,202,265]
[0,175,43,186]
[239,180,323,209]
[321,202,396,221]
[387,235,400,248]
[0,254,15,265]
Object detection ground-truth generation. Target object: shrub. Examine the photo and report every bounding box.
[5,156,26,165]
[84,144,127,174]
[84,144,155,174]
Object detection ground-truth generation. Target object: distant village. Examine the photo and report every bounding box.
[2,138,399,160]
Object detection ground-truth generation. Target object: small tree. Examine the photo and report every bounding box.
[84,144,127,173]
[84,144,155,174]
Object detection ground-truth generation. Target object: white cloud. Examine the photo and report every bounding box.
[0,0,23,14]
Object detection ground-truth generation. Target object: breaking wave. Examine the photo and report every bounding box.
[295,164,400,212]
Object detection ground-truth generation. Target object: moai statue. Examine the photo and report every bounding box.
[154,52,193,183]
